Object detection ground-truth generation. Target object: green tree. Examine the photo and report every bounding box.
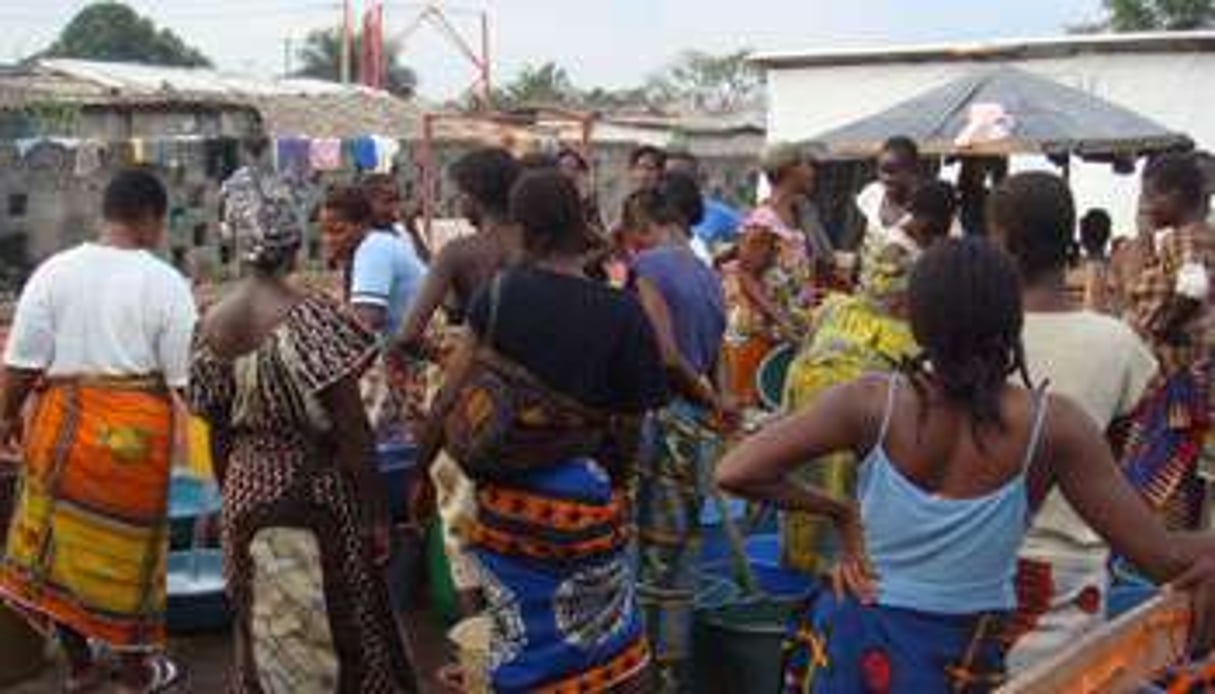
[295,27,418,98]
[644,50,764,113]
[1102,0,1215,30]
[491,62,580,110]
[43,2,211,67]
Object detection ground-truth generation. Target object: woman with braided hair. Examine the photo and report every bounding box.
[718,238,1215,692]
[188,176,417,692]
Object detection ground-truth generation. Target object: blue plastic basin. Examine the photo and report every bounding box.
[702,534,814,599]
[745,534,814,598]
[168,475,221,550]
[166,549,230,633]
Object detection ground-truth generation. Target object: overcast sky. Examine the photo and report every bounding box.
[0,1,1104,99]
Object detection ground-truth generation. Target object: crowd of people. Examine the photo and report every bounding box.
[1,131,1215,693]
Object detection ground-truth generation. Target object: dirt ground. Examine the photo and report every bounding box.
[6,609,452,693]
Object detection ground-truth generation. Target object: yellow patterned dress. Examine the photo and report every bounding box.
[780,240,919,574]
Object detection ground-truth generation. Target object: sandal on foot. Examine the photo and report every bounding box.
[115,655,181,694]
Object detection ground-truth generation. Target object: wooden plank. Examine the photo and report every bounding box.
[1001,591,1190,694]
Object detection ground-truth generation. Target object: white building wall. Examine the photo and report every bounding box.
[765,52,1215,233]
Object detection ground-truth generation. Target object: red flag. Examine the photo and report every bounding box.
[361,1,384,89]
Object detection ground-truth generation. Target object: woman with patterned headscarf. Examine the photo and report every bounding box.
[188,175,418,691]
[780,181,956,575]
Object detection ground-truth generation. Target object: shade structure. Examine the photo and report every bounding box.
[812,65,1192,159]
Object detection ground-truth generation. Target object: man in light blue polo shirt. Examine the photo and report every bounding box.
[320,180,426,338]
[666,150,743,251]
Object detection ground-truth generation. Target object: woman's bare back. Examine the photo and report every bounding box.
[875,376,1046,500]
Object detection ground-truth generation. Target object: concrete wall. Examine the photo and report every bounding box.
[764,50,1215,234]
[0,107,763,291]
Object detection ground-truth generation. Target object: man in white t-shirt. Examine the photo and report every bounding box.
[856,136,922,251]
[989,171,1158,672]
[0,169,196,691]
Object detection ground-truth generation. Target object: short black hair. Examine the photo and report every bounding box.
[360,172,398,192]
[908,180,958,239]
[987,171,1075,284]
[909,237,1029,435]
[656,171,705,228]
[323,185,373,225]
[666,149,698,167]
[629,145,667,169]
[626,188,681,228]
[103,168,168,224]
[1144,152,1207,208]
[450,147,522,218]
[1079,208,1112,258]
[510,169,589,256]
[519,151,558,170]
[881,136,920,166]
[556,147,589,172]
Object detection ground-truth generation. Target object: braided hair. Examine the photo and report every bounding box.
[905,237,1032,439]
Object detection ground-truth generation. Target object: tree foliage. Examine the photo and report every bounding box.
[645,50,764,113]
[1102,0,1215,30]
[486,51,763,114]
[44,2,211,67]
[295,27,418,98]
[491,62,580,109]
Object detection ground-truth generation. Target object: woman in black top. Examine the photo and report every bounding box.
[422,170,667,692]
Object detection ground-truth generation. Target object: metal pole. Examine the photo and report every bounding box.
[282,35,293,77]
[480,10,491,108]
[341,0,352,84]
[421,113,436,244]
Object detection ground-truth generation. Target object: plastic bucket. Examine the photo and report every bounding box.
[448,616,492,694]
[1108,563,1157,619]
[746,534,814,598]
[426,519,461,625]
[695,574,741,611]
[702,534,814,599]
[377,442,417,522]
[755,343,796,411]
[166,548,231,633]
[699,496,747,566]
[693,596,800,694]
[168,474,221,550]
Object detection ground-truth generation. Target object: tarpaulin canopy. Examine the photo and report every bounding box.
[811,65,1192,159]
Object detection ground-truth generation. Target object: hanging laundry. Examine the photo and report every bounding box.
[131,138,148,164]
[275,137,312,179]
[149,139,172,167]
[74,141,106,177]
[371,136,400,173]
[352,136,378,171]
[309,138,342,171]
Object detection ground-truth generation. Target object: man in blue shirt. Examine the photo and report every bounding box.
[320,182,426,338]
[666,150,743,249]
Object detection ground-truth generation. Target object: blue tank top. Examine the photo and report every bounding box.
[858,375,1045,615]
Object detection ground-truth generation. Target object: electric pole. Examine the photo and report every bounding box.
[341,0,353,84]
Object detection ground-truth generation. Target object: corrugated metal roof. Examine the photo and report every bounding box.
[599,111,765,135]
[39,59,377,97]
[0,59,421,139]
[752,31,1215,70]
[811,65,1192,158]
